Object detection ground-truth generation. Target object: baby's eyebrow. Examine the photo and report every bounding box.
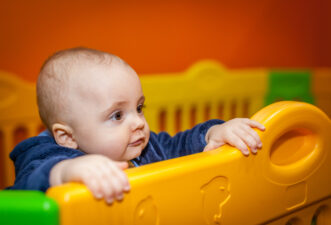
[102,96,145,117]
[138,96,145,103]
[102,101,127,116]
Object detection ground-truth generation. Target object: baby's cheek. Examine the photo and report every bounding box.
[102,142,124,159]
[144,132,150,148]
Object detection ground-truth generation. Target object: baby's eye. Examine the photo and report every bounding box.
[110,111,123,121]
[137,104,145,114]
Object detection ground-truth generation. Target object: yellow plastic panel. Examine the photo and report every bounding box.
[265,197,331,225]
[141,60,268,134]
[47,101,331,225]
[0,71,42,188]
[312,68,331,118]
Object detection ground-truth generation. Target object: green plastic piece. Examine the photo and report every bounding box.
[0,190,59,225]
[265,70,314,105]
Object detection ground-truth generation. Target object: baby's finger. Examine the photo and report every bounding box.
[233,128,258,154]
[102,181,119,205]
[241,124,263,149]
[105,171,126,202]
[106,162,130,199]
[108,161,130,192]
[82,172,103,200]
[93,166,119,204]
[99,179,114,204]
[243,119,265,131]
[116,161,129,170]
[241,131,260,154]
[226,133,249,156]
[96,165,120,204]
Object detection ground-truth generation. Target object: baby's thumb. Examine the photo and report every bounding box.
[203,141,221,152]
[116,161,129,170]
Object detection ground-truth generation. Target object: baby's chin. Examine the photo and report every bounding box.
[127,146,145,159]
[125,143,147,161]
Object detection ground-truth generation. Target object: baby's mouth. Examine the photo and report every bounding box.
[129,137,145,147]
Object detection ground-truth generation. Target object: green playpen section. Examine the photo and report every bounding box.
[265,70,314,105]
[0,190,59,225]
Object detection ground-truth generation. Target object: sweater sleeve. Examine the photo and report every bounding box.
[8,136,84,192]
[152,119,224,160]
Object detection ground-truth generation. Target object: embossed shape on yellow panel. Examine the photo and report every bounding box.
[200,176,230,225]
[284,181,307,210]
[134,196,159,225]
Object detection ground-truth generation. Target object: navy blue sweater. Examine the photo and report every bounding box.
[8,119,223,192]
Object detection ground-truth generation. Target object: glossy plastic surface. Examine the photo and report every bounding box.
[47,101,331,225]
[0,190,59,225]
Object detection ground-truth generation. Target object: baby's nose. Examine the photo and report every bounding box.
[131,115,145,130]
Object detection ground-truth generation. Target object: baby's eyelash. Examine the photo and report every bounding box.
[110,111,123,121]
[137,104,146,113]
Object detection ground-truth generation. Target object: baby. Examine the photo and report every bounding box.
[9,47,265,204]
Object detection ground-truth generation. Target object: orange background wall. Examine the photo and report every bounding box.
[0,0,330,82]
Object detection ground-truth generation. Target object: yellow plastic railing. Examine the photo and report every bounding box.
[47,101,331,225]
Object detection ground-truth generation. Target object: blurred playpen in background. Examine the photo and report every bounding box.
[1,60,330,188]
[0,60,330,225]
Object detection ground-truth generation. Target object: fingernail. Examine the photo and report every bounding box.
[106,197,114,204]
[116,194,124,201]
[124,185,131,192]
[95,193,102,199]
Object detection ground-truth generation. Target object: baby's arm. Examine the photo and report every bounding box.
[204,118,265,155]
[49,155,130,204]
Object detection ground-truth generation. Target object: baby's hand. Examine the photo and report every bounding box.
[49,154,130,204]
[203,118,265,155]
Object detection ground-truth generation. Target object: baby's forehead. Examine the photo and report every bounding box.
[67,62,141,104]
[72,58,133,80]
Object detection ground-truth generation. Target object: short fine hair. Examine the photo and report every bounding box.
[37,47,122,131]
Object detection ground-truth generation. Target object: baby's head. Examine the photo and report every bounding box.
[37,47,150,161]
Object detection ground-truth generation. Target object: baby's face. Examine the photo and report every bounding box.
[66,60,150,161]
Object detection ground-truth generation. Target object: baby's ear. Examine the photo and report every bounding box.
[52,123,78,149]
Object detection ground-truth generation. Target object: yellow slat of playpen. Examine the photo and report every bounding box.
[0,122,40,186]
[2,125,15,186]
[0,71,42,188]
[312,68,331,119]
[141,60,268,135]
[181,103,191,131]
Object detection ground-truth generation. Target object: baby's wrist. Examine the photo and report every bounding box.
[205,125,216,143]
[49,160,67,186]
